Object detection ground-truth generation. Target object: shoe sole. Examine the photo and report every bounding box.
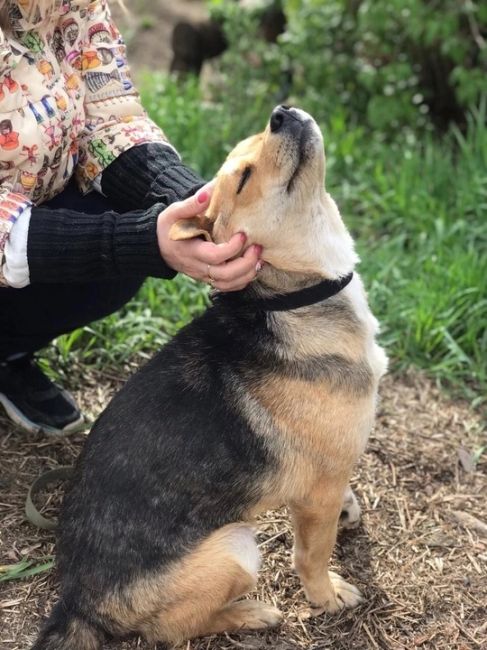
[0,392,86,437]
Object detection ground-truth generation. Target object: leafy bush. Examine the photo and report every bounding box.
[210,0,487,133]
[336,103,487,400]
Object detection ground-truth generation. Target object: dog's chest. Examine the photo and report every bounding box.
[249,373,375,470]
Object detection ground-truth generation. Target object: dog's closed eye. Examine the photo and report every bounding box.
[236,166,252,195]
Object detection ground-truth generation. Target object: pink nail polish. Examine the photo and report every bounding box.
[197,190,209,204]
[256,261,263,272]
[254,245,263,256]
[240,232,247,243]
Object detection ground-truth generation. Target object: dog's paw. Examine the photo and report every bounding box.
[231,600,284,630]
[306,572,363,616]
[339,487,361,529]
[328,572,363,611]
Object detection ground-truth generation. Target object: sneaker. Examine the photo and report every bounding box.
[0,356,85,436]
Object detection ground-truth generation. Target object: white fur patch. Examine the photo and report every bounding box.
[344,275,389,380]
[293,107,313,123]
[227,526,260,578]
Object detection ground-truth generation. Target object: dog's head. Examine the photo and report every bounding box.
[170,105,357,279]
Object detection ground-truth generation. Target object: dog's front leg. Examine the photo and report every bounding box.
[290,484,362,616]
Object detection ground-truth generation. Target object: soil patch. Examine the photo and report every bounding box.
[111,0,207,75]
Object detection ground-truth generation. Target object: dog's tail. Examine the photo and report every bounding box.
[31,601,106,650]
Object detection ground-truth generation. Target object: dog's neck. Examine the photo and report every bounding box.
[248,192,359,292]
[254,267,327,296]
[254,194,358,296]
[244,273,354,312]
[215,188,363,320]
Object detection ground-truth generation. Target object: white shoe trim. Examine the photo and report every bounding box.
[0,392,85,437]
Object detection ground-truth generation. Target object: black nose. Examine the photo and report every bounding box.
[270,105,292,133]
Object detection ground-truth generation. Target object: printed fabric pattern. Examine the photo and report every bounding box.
[0,0,168,284]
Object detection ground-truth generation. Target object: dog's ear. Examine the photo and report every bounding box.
[169,215,214,242]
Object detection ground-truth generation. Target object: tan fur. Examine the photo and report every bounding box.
[99,523,282,644]
[256,376,374,472]
[290,482,348,608]
[291,497,362,614]
[42,617,102,650]
[169,215,213,242]
[268,296,367,362]
[230,373,375,527]
[65,621,101,650]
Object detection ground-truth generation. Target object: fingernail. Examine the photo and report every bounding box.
[254,244,263,256]
[197,190,209,204]
[256,261,263,272]
[239,232,247,243]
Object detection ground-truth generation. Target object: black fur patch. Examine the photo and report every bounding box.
[236,166,252,194]
[45,290,367,641]
[56,302,277,612]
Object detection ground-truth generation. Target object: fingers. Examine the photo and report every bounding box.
[192,232,248,266]
[207,244,263,292]
[158,183,264,290]
[163,181,215,223]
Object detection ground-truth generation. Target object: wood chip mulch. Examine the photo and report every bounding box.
[0,368,485,650]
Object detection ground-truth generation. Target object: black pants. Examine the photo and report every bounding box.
[0,181,144,360]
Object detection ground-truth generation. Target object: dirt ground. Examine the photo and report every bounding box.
[1,368,485,650]
[110,0,208,75]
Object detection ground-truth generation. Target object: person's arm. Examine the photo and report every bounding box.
[26,201,174,284]
[74,0,203,207]
[3,187,260,290]
[0,28,32,287]
[100,142,205,212]
[2,198,175,287]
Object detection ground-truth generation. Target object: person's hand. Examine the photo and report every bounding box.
[157,183,263,292]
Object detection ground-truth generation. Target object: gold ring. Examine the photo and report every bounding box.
[205,265,214,287]
[206,265,217,287]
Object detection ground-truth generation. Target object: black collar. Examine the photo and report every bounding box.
[216,272,354,312]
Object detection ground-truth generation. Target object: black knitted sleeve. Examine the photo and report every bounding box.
[27,202,177,284]
[26,143,204,284]
[100,142,206,211]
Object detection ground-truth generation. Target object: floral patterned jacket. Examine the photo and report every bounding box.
[0,0,168,284]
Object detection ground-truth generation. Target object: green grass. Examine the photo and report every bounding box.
[0,557,54,582]
[48,275,209,368]
[49,76,486,403]
[332,103,487,402]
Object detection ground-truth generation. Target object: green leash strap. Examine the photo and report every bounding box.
[25,467,74,530]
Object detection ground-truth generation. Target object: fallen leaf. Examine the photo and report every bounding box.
[450,511,487,537]
[457,446,477,472]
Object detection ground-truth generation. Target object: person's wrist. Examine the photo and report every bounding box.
[156,209,179,272]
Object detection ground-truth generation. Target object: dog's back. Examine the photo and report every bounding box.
[57,302,276,598]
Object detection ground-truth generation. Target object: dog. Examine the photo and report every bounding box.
[32,105,387,649]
